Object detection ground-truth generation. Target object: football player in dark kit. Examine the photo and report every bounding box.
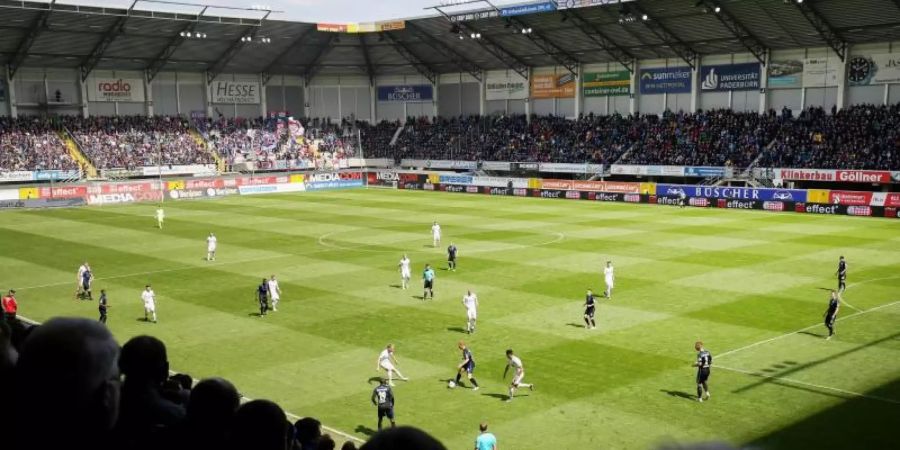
[454,341,480,390]
[693,341,712,402]
[80,266,94,300]
[824,290,841,340]
[836,256,847,293]
[583,289,597,329]
[371,378,396,430]
[257,278,269,316]
[98,289,109,323]
[447,242,458,271]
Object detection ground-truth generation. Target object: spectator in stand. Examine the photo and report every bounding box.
[116,335,186,449]
[230,399,293,450]
[0,117,77,171]
[317,434,337,450]
[10,318,120,450]
[2,289,17,322]
[341,442,358,450]
[359,426,447,450]
[295,417,324,450]
[177,377,241,450]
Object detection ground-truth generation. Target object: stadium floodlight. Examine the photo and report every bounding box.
[458,34,465,40]
[470,32,481,39]
[641,14,648,21]
[521,27,533,34]
[714,6,721,13]
[179,31,185,37]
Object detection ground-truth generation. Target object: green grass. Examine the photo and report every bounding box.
[2,188,899,449]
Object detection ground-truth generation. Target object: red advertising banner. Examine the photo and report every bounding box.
[94,182,156,194]
[185,178,226,189]
[829,191,872,206]
[835,170,892,183]
[38,186,87,199]
[543,179,641,193]
[884,193,900,207]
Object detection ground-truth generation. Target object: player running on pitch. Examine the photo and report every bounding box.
[454,341,480,390]
[398,254,411,290]
[693,341,712,402]
[462,290,478,334]
[141,285,157,323]
[256,278,269,317]
[447,242,458,271]
[156,206,165,229]
[371,378,396,430]
[824,290,841,339]
[206,232,217,261]
[431,221,441,247]
[835,256,847,293]
[503,349,533,401]
[75,261,90,299]
[583,289,597,329]
[423,264,436,300]
[267,275,281,312]
[603,261,614,299]
[377,344,409,386]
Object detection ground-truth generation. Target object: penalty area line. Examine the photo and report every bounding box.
[717,300,900,360]
[16,315,366,444]
[716,365,900,406]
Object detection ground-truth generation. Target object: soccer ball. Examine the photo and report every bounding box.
[447,380,456,389]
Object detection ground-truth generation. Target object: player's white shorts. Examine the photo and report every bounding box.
[270,293,280,301]
[433,233,441,240]
[605,277,614,288]
[380,361,395,372]
[401,269,411,279]
[467,309,477,320]
[512,371,525,386]
[143,301,156,312]
[208,245,217,252]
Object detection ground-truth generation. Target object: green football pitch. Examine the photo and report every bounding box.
[2,188,898,449]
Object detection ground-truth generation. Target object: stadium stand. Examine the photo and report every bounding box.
[0,117,78,171]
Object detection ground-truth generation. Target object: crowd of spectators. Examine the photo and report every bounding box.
[197,117,357,170]
[0,117,78,171]
[64,116,213,169]
[759,104,900,170]
[0,317,448,450]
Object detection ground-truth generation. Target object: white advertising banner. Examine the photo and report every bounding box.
[209,80,261,104]
[481,161,512,171]
[87,78,146,102]
[850,54,900,85]
[485,73,528,100]
[802,58,839,87]
[0,171,34,182]
[539,163,603,174]
[610,165,685,176]
[0,189,18,200]
[141,165,217,177]
[472,176,528,188]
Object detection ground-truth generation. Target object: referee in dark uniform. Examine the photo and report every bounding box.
[98,289,109,323]
[836,256,847,293]
[824,290,841,340]
[371,378,396,430]
[583,289,597,329]
[693,341,712,402]
[447,243,458,271]
[257,279,269,317]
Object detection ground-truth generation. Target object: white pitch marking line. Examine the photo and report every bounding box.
[716,365,900,406]
[317,230,565,254]
[14,254,294,292]
[717,300,900,359]
[16,315,365,444]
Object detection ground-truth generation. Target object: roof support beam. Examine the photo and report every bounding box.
[696,0,767,65]
[8,0,56,79]
[207,27,259,84]
[457,23,530,79]
[303,35,337,85]
[383,33,437,84]
[792,0,846,61]
[359,34,377,85]
[80,0,137,81]
[505,16,579,75]
[261,27,316,84]
[563,9,635,72]
[146,6,208,82]
[630,1,697,68]
[405,22,482,81]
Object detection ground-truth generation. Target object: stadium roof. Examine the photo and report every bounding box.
[2,0,899,83]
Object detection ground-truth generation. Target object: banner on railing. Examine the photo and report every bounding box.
[683,167,727,177]
[770,168,897,183]
[0,171,34,183]
[611,165,685,176]
[542,179,641,193]
[401,160,478,170]
[657,184,808,202]
[141,165,217,177]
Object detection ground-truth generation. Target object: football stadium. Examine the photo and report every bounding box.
[1,0,898,449]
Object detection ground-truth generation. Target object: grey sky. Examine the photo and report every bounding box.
[53,0,528,23]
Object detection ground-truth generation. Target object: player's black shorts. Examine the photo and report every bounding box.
[377,407,394,420]
[696,368,710,384]
[825,314,836,326]
[462,361,475,374]
[448,256,456,262]
[82,280,91,290]
[584,306,595,318]
[259,296,268,304]
[424,280,434,289]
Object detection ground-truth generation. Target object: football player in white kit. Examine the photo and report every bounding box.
[156,206,165,229]
[503,349,533,401]
[75,261,90,299]
[431,221,441,247]
[141,284,157,323]
[398,254,411,289]
[206,233,217,261]
[604,261,614,299]
[376,344,408,386]
[267,275,281,312]
[462,290,478,334]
